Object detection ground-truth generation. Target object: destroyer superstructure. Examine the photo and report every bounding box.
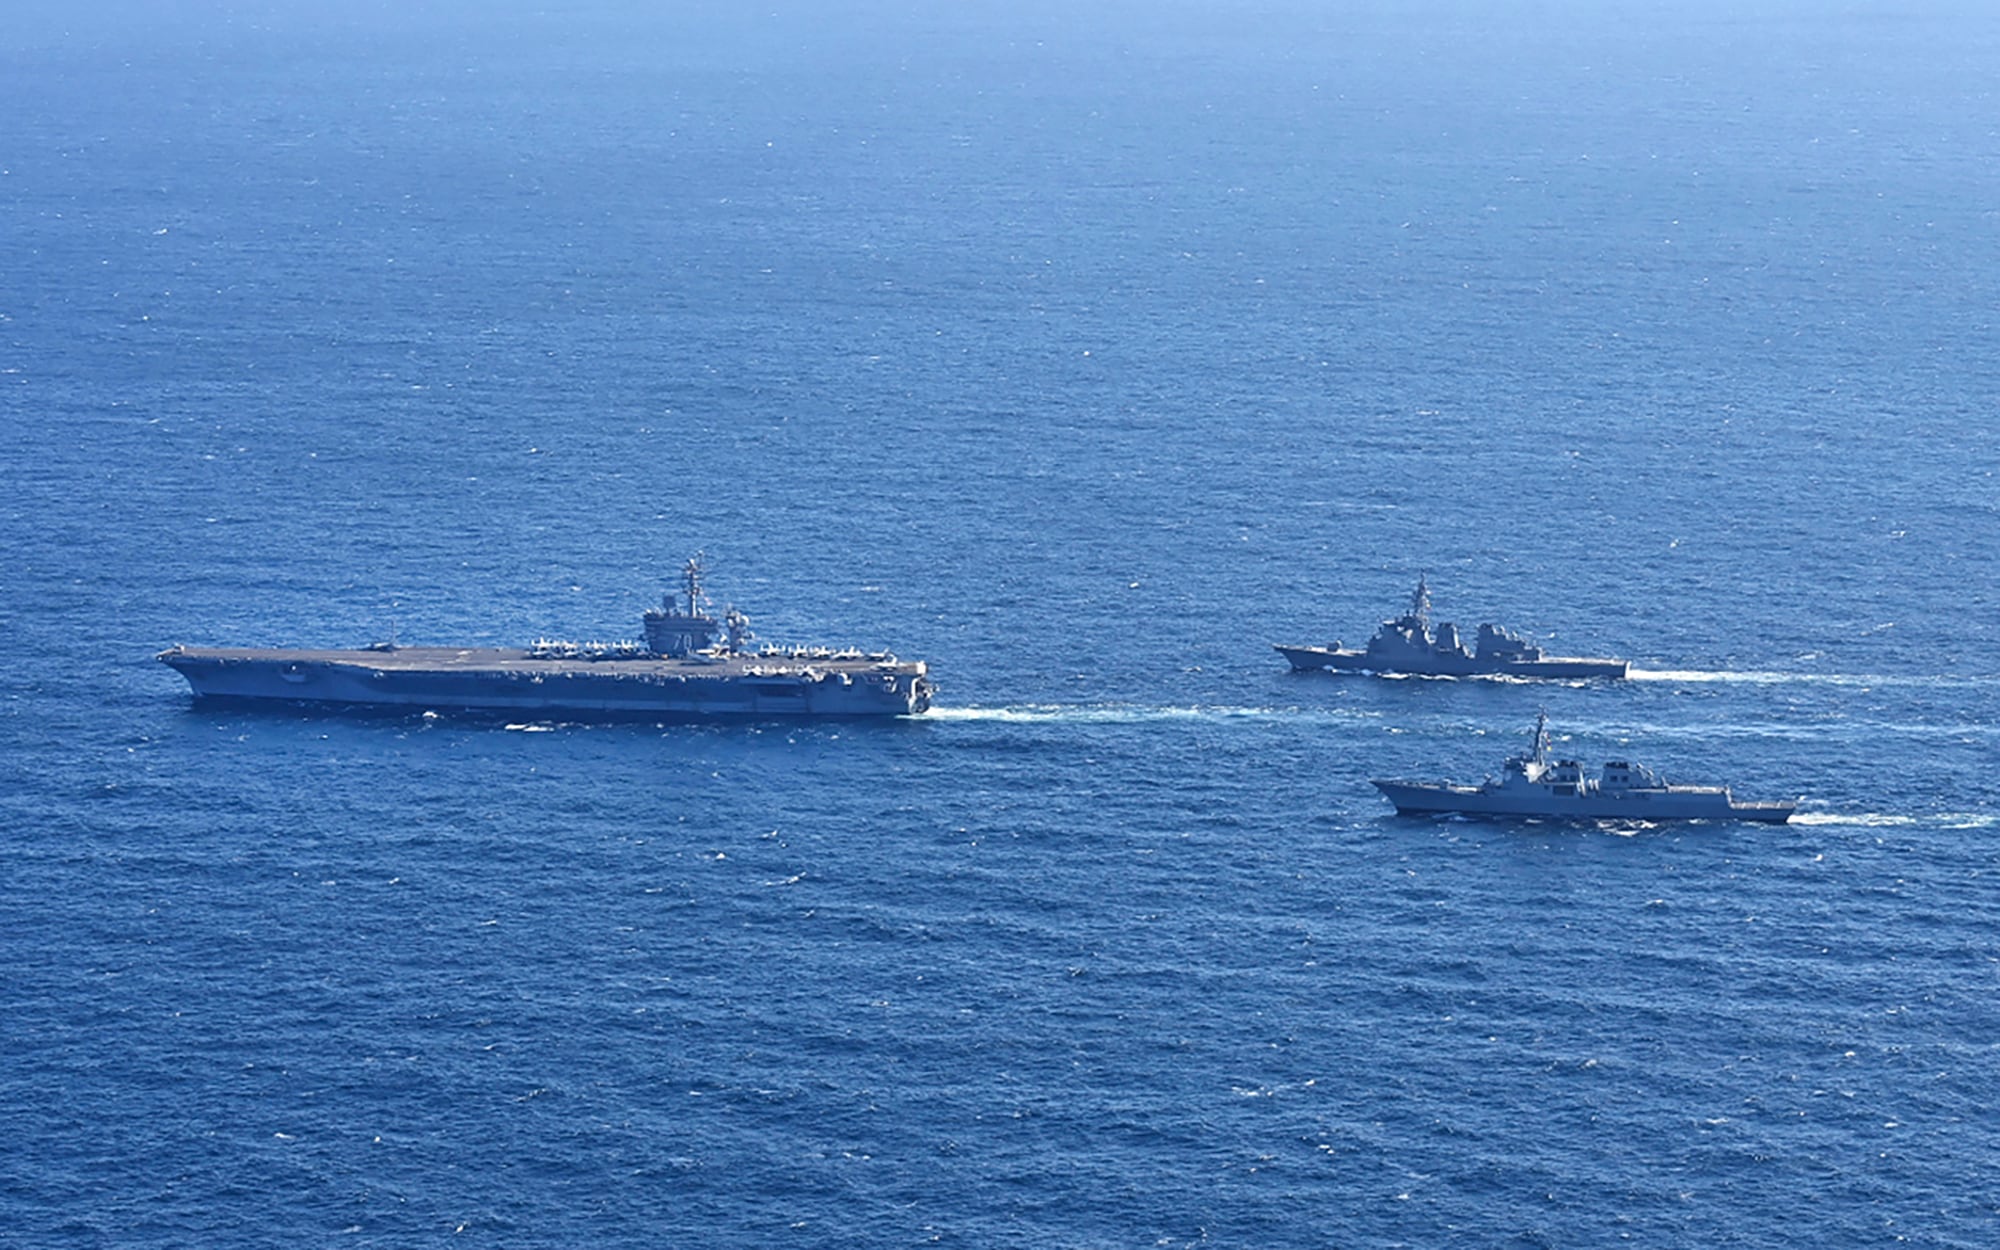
[1372,711,1795,823]
[159,556,933,719]
[1275,576,1628,679]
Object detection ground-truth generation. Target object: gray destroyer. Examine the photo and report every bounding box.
[1373,711,1795,823]
[1275,576,1628,679]
[159,556,934,719]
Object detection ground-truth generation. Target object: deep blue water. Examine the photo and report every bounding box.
[5,1,1999,1245]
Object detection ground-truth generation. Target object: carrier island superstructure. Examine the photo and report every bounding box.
[159,556,934,719]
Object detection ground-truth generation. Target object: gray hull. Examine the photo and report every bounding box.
[1276,644,1629,680]
[1373,779,1794,823]
[160,646,932,719]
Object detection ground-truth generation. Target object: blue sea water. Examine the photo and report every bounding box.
[4,0,1999,1244]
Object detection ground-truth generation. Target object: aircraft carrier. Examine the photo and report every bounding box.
[159,556,933,719]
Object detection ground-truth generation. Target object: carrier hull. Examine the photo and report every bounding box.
[160,646,932,719]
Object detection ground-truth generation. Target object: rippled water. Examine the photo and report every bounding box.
[5,1,1999,1245]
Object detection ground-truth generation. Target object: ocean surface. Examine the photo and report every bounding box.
[5,1,1999,1244]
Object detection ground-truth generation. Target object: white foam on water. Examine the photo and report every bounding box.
[1939,813,2000,830]
[1630,669,1999,689]
[1789,811,1918,827]
[1629,669,1783,683]
[1788,812,2000,830]
[925,703,1369,725]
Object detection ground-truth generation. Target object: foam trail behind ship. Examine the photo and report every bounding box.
[1790,810,1999,829]
[1629,669,2000,689]
[925,704,1378,726]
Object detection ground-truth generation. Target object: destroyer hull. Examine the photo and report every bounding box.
[1275,644,1629,680]
[160,647,932,719]
[1372,780,1794,823]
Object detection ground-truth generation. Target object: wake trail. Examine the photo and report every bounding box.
[1791,810,1997,829]
[925,703,1376,726]
[1629,668,2000,689]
